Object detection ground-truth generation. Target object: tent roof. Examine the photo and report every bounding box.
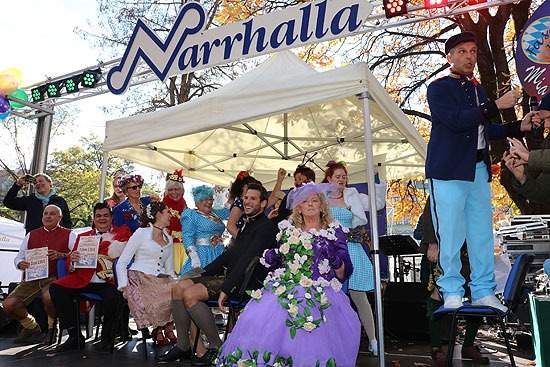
[103,51,426,187]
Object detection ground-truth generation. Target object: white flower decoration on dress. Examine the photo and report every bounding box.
[299,275,313,287]
[330,278,343,292]
[279,243,290,254]
[288,304,299,317]
[303,322,316,332]
[318,259,331,274]
[275,285,286,296]
[278,219,290,231]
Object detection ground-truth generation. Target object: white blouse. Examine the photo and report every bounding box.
[342,182,387,229]
[116,224,174,290]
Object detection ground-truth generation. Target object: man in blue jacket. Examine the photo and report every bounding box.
[426,32,539,311]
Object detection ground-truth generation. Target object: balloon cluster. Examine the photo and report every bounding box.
[0,68,28,120]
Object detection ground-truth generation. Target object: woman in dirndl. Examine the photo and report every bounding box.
[177,185,228,276]
[322,161,387,356]
[162,170,188,275]
[116,201,178,344]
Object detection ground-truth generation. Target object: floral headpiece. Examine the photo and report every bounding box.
[121,174,144,187]
[145,204,154,220]
[286,182,337,210]
[236,171,250,180]
[112,174,124,188]
[326,161,346,168]
[191,185,214,203]
[166,169,185,183]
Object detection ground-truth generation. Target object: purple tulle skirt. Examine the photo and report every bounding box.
[217,285,361,367]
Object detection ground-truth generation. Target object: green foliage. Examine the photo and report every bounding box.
[46,135,135,227]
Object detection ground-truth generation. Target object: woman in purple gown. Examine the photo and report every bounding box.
[217,182,361,367]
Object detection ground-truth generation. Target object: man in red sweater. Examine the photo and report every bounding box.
[49,202,131,351]
[3,205,76,344]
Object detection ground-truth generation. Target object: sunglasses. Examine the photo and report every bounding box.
[128,184,143,191]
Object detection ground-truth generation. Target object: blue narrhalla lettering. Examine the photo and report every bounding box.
[242,20,268,56]
[331,5,362,34]
[270,20,298,49]
[108,0,367,95]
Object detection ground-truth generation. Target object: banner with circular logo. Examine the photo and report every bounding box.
[516,0,550,100]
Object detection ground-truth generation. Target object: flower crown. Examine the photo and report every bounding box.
[166,169,185,183]
[121,174,144,187]
[113,174,124,188]
[326,160,346,168]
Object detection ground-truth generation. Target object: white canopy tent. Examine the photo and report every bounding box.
[100,51,427,361]
[102,51,426,187]
[0,216,25,286]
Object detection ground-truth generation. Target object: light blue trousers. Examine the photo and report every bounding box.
[429,161,497,301]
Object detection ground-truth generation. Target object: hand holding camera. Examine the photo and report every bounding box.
[16,174,36,186]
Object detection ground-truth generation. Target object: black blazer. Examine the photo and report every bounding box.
[3,183,72,233]
[204,213,277,296]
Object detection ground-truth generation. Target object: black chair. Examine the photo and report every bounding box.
[191,260,262,357]
[56,259,111,350]
[434,253,534,367]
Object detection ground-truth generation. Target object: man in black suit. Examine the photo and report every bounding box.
[158,183,277,366]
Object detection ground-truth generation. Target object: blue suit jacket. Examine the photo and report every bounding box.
[426,75,522,181]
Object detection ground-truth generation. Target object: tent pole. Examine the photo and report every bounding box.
[99,151,109,202]
[359,90,385,367]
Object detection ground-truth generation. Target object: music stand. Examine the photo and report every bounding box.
[379,235,420,282]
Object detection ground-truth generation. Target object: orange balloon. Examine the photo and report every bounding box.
[0,74,18,95]
[1,68,23,85]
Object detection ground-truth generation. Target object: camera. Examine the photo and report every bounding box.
[25,175,36,184]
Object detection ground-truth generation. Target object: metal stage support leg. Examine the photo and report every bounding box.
[359,90,385,367]
[30,113,53,175]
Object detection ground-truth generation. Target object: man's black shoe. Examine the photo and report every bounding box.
[191,349,219,366]
[55,335,85,352]
[155,345,191,362]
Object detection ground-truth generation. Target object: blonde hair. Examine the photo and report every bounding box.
[289,193,333,230]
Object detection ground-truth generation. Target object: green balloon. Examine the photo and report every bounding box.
[9,89,29,108]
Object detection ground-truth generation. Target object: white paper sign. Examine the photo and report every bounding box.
[74,235,101,269]
[107,0,373,94]
[25,247,49,281]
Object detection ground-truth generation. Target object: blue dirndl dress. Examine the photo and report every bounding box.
[178,208,228,276]
[329,206,374,292]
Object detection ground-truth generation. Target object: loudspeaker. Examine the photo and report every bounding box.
[383,282,430,340]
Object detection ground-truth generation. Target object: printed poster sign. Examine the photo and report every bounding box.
[516,0,550,99]
[25,247,48,281]
[74,235,100,269]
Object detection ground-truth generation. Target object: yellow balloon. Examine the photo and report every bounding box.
[0,74,19,95]
[1,68,23,86]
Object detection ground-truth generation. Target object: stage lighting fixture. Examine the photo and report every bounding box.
[46,82,63,98]
[383,0,408,18]
[64,75,82,93]
[31,87,45,102]
[81,69,101,88]
[425,0,448,9]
